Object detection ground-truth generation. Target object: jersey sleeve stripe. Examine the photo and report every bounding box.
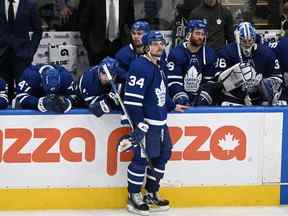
[167,75,183,79]
[124,101,143,107]
[84,96,96,102]
[124,92,144,99]
[19,95,29,104]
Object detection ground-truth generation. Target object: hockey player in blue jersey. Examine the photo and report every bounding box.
[79,57,126,117]
[216,22,283,106]
[15,64,77,113]
[115,20,151,72]
[167,19,218,106]
[0,78,8,109]
[273,36,288,77]
[270,36,288,105]
[119,31,187,215]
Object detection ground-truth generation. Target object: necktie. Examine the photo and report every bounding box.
[8,0,15,28]
[108,0,118,41]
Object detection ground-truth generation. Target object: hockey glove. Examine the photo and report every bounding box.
[89,97,111,117]
[51,95,72,113]
[117,122,149,152]
[173,92,190,105]
[37,95,72,114]
[106,92,120,108]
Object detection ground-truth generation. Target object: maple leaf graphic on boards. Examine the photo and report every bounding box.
[217,132,240,151]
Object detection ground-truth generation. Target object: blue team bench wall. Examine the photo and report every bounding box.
[0,106,287,205]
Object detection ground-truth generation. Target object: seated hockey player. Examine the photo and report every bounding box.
[119,31,187,215]
[270,35,288,105]
[167,19,219,106]
[15,64,77,113]
[0,78,8,109]
[79,57,125,117]
[216,22,283,106]
[115,20,151,72]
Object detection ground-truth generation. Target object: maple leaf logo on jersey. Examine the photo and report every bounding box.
[217,132,240,151]
[184,66,202,93]
[155,80,166,107]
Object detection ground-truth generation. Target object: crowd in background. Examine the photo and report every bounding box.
[36,0,287,31]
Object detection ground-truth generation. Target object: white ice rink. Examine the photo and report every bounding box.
[0,207,287,216]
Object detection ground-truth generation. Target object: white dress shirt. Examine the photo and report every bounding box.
[106,0,119,35]
[5,0,20,21]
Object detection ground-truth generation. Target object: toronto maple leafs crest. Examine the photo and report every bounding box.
[184,66,202,93]
[155,80,166,107]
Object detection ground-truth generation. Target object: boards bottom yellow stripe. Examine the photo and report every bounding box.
[0,185,280,210]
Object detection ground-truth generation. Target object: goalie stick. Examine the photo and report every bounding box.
[102,64,155,172]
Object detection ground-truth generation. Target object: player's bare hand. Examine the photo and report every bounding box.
[174,104,189,112]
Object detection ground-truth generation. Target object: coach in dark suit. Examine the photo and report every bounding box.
[80,0,135,66]
[0,0,42,99]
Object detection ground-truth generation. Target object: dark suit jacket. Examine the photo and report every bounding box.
[79,0,135,54]
[0,0,42,60]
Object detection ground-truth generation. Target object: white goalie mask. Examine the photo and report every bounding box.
[237,22,257,58]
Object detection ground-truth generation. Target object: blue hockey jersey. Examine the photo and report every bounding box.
[273,37,288,73]
[167,42,217,100]
[79,65,114,106]
[124,55,175,127]
[115,44,138,72]
[216,42,282,100]
[16,64,77,110]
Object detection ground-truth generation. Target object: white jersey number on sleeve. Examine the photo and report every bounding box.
[216,58,227,69]
[18,80,31,92]
[274,59,280,70]
[167,62,175,71]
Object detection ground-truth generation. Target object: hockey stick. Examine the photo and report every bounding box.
[234,30,243,63]
[234,30,252,105]
[102,64,155,172]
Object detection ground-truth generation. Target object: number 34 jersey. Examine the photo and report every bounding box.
[123,55,175,127]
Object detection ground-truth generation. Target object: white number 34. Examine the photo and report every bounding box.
[128,76,145,88]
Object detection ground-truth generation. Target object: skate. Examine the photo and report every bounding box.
[143,192,170,212]
[127,192,150,215]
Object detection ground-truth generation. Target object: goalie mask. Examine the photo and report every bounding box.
[237,22,257,58]
[40,65,61,94]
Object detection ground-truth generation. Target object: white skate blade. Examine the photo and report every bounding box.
[127,204,150,216]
